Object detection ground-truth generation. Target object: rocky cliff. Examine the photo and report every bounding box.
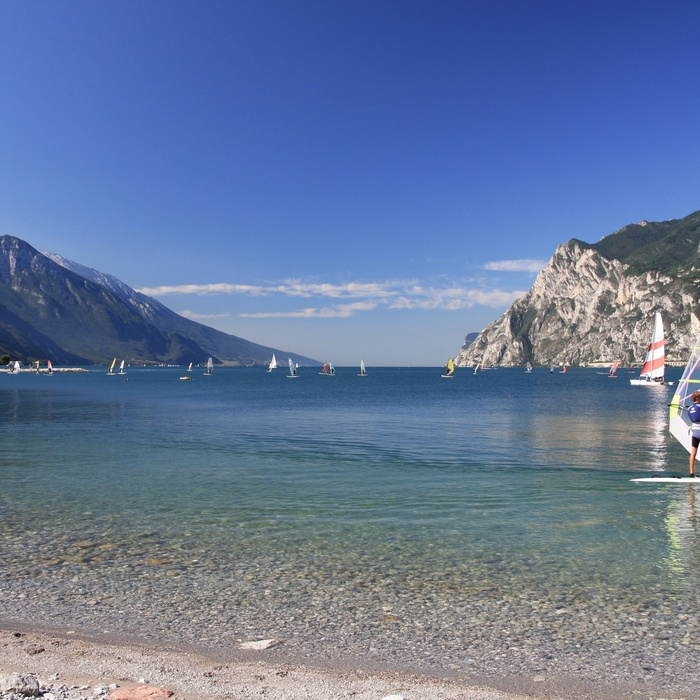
[455,211,700,367]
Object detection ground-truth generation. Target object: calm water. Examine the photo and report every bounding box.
[1,365,699,691]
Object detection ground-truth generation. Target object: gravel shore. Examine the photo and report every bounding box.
[0,628,537,700]
[2,626,698,700]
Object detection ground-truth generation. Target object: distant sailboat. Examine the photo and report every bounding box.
[526,362,533,373]
[630,312,667,386]
[8,360,21,374]
[287,357,298,378]
[267,354,278,372]
[205,357,213,375]
[107,358,117,375]
[46,360,53,376]
[118,360,126,375]
[358,360,367,377]
[187,362,193,372]
[441,358,455,378]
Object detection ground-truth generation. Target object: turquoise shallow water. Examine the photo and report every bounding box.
[1,365,699,694]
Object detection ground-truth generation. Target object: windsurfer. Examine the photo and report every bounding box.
[687,390,700,477]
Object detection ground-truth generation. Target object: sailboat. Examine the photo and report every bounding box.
[287,357,298,378]
[630,312,667,385]
[358,360,367,377]
[441,357,455,378]
[187,362,193,372]
[633,333,700,482]
[46,360,53,376]
[118,360,126,375]
[267,354,278,372]
[107,358,117,375]
[8,360,21,374]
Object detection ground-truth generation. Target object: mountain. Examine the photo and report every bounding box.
[455,210,700,367]
[0,236,317,366]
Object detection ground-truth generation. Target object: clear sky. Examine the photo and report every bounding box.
[2,1,700,366]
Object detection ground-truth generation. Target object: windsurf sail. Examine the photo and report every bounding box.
[443,358,455,377]
[359,360,367,376]
[118,360,126,375]
[107,358,117,375]
[631,312,665,384]
[47,360,53,375]
[287,357,297,377]
[669,333,700,454]
[608,359,619,376]
[206,357,213,375]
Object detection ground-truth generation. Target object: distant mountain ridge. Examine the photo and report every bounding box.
[455,210,700,367]
[0,236,317,366]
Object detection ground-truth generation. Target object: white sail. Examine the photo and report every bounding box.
[630,312,665,385]
[187,362,192,372]
[205,357,213,375]
[267,354,278,371]
[359,360,367,376]
[287,357,298,377]
[118,360,126,375]
[669,333,700,454]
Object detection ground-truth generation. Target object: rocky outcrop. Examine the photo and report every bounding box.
[455,239,700,367]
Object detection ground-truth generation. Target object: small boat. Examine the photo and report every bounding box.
[358,360,367,377]
[267,354,278,372]
[287,357,298,378]
[526,362,532,373]
[441,357,455,378]
[107,358,117,375]
[118,360,127,375]
[8,360,21,374]
[630,312,669,385]
[180,375,193,381]
[204,357,213,375]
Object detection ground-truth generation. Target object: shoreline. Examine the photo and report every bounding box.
[0,623,694,700]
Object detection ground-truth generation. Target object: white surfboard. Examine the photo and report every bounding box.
[631,476,700,483]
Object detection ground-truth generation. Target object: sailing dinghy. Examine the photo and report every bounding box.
[630,312,668,385]
[267,354,278,372]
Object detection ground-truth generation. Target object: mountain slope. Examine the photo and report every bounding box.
[455,210,700,367]
[0,236,316,366]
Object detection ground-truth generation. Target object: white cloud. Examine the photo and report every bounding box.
[240,301,378,319]
[138,276,525,320]
[483,259,546,273]
[179,310,231,320]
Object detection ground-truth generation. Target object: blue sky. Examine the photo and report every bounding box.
[2,1,700,366]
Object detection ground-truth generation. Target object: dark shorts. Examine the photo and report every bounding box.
[693,435,700,449]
